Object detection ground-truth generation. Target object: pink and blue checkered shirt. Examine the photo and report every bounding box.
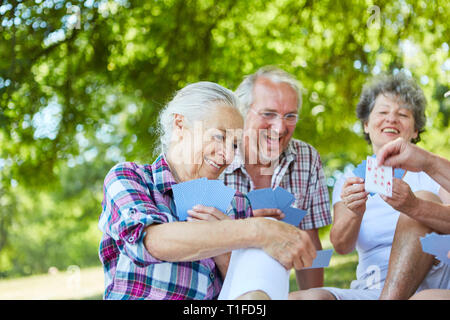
[221,138,331,230]
[98,154,252,300]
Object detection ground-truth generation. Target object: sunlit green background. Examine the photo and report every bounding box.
[0,0,449,296]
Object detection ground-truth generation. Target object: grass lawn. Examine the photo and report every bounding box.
[0,251,357,300]
[289,250,358,292]
[0,266,104,300]
[87,249,358,300]
[85,249,358,300]
[0,234,358,300]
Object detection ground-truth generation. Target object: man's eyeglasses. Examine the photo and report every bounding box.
[249,109,299,125]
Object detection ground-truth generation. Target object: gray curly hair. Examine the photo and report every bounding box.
[356,73,427,144]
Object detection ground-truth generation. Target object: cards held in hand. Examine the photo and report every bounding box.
[353,155,405,197]
[171,178,236,221]
[246,187,333,269]
[364,156,393,197]
[246,186,307,227]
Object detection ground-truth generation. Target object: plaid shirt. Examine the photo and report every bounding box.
[98,154,252,300]
[221,138,331,230]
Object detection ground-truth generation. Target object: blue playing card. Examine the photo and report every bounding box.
[353,154,376,179]
[304,249,334,269]
[172,184,188,220]
[247,188,278,210]
[188,178,208,207]
[420,233,450,265]
[353,160,367,179]
[200,180,221,208]
[172,178,207,221]
[394,168,405,179]
[200,179,236,213]
[248,187,308,227]
[274,187,295,210]
[173,178,237,221]
[281,206,307,227]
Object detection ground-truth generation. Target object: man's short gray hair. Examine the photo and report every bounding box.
[157,81,241,154]
[356,73,427,144]
[235,66,302,115]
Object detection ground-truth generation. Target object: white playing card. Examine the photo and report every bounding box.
[364,156,393,197]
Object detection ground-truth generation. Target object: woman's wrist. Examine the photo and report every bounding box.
[346,206,365,220]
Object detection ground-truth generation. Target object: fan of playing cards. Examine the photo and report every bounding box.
[246,187,307,227]
[353,155,405,197]
[246,187,334,268]
[172,178,236,221]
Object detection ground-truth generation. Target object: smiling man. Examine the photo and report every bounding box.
[221,66,332,290]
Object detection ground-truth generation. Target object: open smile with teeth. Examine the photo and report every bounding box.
[382,128,399,134]
[264,133,282,144]
[205,157,222,169]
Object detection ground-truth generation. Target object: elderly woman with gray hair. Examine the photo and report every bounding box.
[98,81,316,300]
[290,73,450,300]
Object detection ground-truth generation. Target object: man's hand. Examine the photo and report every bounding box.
[377,137,450,193]
[376,137,428,172]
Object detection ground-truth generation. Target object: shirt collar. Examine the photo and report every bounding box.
[282,139,297,163]
[224,147,246,174]
[151,153,178,194]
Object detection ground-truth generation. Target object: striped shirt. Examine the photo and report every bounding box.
[98,154,252,300]
[221,138,331,230]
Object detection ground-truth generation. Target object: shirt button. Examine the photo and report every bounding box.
[128,236,135,243]
[209,272,215,281]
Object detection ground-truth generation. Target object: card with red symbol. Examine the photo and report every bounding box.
[364,156,393,197]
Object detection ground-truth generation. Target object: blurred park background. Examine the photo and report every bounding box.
[0,0,449,299]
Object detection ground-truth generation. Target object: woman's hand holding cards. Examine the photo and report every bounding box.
[341,177,370,216]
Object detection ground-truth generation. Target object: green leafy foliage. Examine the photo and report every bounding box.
[0,0,449,278]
